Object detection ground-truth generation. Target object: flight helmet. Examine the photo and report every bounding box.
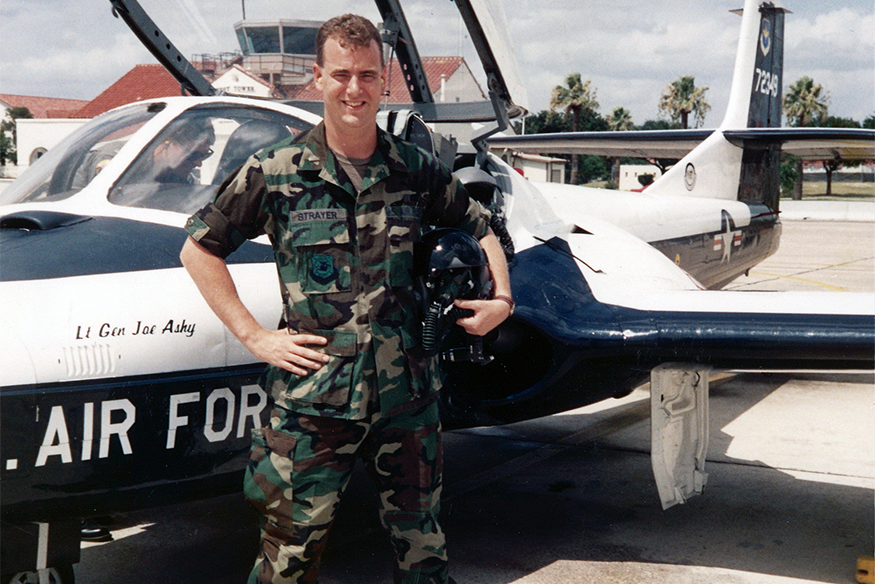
[413,228,494,356]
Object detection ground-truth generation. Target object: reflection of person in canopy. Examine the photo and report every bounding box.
[151,121,216,184]
[71,140,125,190]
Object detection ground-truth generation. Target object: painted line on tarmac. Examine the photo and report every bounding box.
[741,254,874,292]
[746,269,850,292]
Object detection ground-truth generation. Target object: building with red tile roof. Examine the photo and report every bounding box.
[0,95,89,119]
[7,54,482,123]
[74,64,186,118]
[7,55,486,174]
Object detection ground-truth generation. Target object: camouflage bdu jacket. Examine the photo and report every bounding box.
[186,122,490,420]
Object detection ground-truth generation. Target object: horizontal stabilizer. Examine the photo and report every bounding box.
[724,127,875,160]
[487,130,712,159]
[488,127,874,162]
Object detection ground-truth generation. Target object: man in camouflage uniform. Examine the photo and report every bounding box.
[180,14,512,584]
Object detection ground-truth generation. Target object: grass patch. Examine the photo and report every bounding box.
[786,182,875,200]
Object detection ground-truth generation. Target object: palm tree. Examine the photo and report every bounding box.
[607,106,634,131]
[658,75,710,129]
[605,107,635,183]
[783,76,829,127]
[550,73,599,184]
[783,76,829,199]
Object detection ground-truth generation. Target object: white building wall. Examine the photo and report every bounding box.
[17,118,88,167]
[501,152,565,184]
[212,68,275,98]
[440,67,487,104]
[619,164,662,191]
[518,160,549,182]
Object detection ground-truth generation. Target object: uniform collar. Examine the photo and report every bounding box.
[298,122,330,173]
[299,122,411,178]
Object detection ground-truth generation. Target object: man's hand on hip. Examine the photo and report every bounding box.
[246,329,330,376]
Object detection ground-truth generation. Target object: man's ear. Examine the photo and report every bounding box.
[153,140,171,157]
[313,63,324,91]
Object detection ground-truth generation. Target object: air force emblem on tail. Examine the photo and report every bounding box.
[759,17,771,56]
[753,15,779,100]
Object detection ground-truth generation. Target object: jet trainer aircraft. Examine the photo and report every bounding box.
[1,0,873,580]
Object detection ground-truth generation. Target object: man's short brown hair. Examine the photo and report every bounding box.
[316,14,383,67]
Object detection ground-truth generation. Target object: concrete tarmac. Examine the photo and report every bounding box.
[77,219,874,584]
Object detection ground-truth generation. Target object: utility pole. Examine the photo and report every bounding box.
[241,0,246,20]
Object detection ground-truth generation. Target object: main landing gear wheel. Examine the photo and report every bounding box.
[4,565,75,584]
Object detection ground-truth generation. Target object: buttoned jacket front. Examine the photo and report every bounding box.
[187,122,490,419]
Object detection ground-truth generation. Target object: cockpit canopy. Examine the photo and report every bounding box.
[1,102,314,215]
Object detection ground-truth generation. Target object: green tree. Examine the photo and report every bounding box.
[0,132,13,167]
[821,116,862,129]
[818,116,862,197]
[636,119,680,173]
[514,110,571,135]
[604,107,635,182]
[575,110,610,184]
[577,156,611,184]
[783,76,829,127]
[0,106,33,166]
[783,76,829,199]
[658,75,710,129]
[780,154,800,197]
[607,106,634,131]
[550,73,600,184]
[863,114,874,129]
[638,119,677,130]
[512,109,609,186]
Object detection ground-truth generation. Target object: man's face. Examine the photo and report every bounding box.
[154,137,213,182]
[314,37,386,138]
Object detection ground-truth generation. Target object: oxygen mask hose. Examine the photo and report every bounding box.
[421,301,443,356]
[422,299,473,356]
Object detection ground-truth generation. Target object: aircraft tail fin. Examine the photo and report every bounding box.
[724,2,788,130]
[646,0,788,211]
[725,2,789,212]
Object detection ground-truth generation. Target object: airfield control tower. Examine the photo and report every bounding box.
[232,19,321,86]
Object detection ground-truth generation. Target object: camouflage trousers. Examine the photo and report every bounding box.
[244,399,447,584]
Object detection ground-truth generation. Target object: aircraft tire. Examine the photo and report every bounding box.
[3,565,75,584]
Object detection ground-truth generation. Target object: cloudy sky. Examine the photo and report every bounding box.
[1,0,872,126]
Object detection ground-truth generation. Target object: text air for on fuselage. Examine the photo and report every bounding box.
[6,385,268,471]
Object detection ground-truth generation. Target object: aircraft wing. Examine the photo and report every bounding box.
[488,129,712,159]
[488,127,875,161]
[724,127,875,160]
